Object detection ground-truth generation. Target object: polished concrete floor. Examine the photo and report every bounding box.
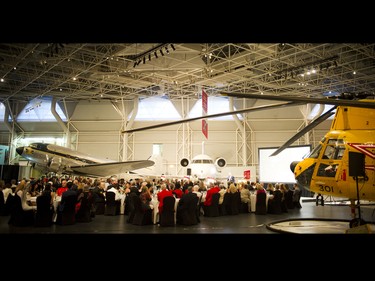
[1,199,375,235]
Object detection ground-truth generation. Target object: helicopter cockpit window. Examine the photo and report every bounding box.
[322,145,335,159]
[317,163,339,177]
[322,139,345,160]
[307,144,322,159]
[336,147,345,159]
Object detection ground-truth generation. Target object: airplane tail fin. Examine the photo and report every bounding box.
[148,154,164,175]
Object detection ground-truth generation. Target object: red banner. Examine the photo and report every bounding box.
[202,89,207,114]
[243,170,250,179]
[202,119,208,139]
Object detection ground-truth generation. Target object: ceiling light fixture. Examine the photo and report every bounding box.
[132,44,176,68]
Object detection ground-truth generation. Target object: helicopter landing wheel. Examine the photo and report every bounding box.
[349,218,366,228]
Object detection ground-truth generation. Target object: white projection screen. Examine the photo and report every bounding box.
[258,145,311,183]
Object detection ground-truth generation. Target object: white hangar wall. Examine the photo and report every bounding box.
[1,99,332,178]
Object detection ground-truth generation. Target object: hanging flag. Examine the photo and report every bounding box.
[202,119,208,139]
[202,89,208,139]
[244,170,250,180]
[202,89,208,113]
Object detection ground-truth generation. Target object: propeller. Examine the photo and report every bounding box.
[122,101,303,133]
[270,106,337,156]
[221,92,375,109]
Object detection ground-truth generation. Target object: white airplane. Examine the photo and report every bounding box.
[16,142,155,178]
[180,142,226,181]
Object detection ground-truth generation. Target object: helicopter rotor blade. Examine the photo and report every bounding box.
[221,92,375,109]
[270,106,337,157]
[122,101,303,133]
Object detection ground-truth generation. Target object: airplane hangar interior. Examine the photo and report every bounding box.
[0,43,374,235]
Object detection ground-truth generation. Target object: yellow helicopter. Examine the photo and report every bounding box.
[221,92,375,228]
[289,99,374,227]
[122,92,375,227]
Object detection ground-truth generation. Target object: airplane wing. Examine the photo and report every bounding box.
[70,160,155,177]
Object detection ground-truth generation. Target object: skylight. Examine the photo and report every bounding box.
[17,96,67,122]
[188,96,243,120]
[135,96,181,121]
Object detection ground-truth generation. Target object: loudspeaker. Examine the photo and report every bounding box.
[0,165,20,184]
[349,152,365,177]
[187,168,191,176]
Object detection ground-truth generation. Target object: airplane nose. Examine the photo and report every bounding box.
[290,161,299,173]
[16,147,24,155]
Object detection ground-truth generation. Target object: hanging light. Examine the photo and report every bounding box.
[170,44,176,51]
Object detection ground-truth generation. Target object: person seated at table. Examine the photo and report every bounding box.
[239,183,251,212]
[8,180,36,226]
[29,180,41,197]
[41,182,55,205]
[192,185,203,202]
[266,183,275,195]
[218,183,227,205]
[172,182,184,199]
[140,185,152,210]
[92,181,106,202]
[16,180,37,212]
[203,182,220,207]
[107,178,122,201]
[157,183,173,214]
[56,179,69,197]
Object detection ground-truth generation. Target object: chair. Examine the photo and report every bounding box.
[8,194,35,227]
[132,196,153,225]
[4,193,15,216]
[126,192,138,223]
[255,192,267,215]
[203,192,220,217]
[177,194,199,226]
[95,201,105,215]
[35,194,53,227]
[0,190,5,216]
[285,189,294,209]
[159,196,175,226]
[56,193,77,225]
[219,193,230,216]
[76,193,93,223]
[293,189,302,209]
[223,192,240,215]
[267,191,282,214]
[104,191,119,216]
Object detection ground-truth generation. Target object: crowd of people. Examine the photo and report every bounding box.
[0,174,303,227]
